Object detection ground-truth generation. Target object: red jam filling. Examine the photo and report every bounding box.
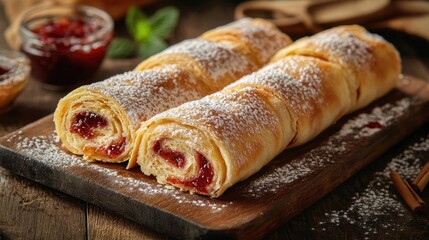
[95,137,126,158]
[70,111,107,140]
[364,121,383,129]
[168,152,214,194]
[21,16,111,86]
[0,66,9,77]
[153,139,185,168]
[32,17,99,39]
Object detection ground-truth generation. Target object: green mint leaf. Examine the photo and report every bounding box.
[134,21,152,43]
[137,36,168,59]
[148,6,179,38]
[107,37,136,58]
[126,6,148,39]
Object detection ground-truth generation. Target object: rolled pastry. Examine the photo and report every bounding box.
[136,18,292,91]
[55,67,208,162]
[271,25,401,111]
[130,25,401,197]
[54,18,291,163]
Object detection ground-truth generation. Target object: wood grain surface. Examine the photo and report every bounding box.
[0,76,428,239]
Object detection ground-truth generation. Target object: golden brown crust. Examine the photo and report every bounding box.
[136,18,291,92]
[55,66,207,163]
[200,18,293,66]
[227,55,353,146]
[134,39,257,92]
[55,19,291,163]
[131,25,401,197]
[271,25,401,111]
[131,86,294,197]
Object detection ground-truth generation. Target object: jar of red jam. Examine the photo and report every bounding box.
[0,49,30,112]
[19,4,113,89]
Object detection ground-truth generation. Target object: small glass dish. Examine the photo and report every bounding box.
[19,4,113,90]
[0,49,30,112]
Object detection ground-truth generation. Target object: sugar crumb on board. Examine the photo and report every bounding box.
[243,97,412,197]
[313,132,429,239]
[11,131,232,212]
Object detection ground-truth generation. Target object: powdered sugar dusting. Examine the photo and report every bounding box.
[11,131,232,212]
[314,131,429,238]
[163,39,254,85]
[244,97,413,197]
[211,18,290,63]
[312,30,373,68]
[339,98,411,138]
[228,57,323,118]
[88,66,204,127]
[154,87,280,168]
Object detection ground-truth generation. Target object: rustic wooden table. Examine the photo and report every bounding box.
[1,1,429,239]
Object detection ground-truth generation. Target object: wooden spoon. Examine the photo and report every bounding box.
[235,0,390,34]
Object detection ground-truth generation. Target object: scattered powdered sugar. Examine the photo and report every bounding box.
[11,131,232,212]
[244,97,413,197]
[16,132,88,167]
[88,65,204,126]
[210,18,290,64]
[5,130,23,142]
[314,132,429,238]
[312,28,373,68]
[339,98,411,138]
[163,39,254,86]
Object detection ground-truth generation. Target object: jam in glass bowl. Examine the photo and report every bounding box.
[20,4,113,89]
[0,49,30,112]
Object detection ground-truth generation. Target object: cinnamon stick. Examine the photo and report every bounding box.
[415,171,429,194]
[412,161,429,193]
[403,178,425,206]
[390,171,423,212]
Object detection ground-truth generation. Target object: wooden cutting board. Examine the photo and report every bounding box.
[0,76,428,239]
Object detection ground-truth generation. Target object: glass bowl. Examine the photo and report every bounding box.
[20,4,113,90]
[0,49,30,112]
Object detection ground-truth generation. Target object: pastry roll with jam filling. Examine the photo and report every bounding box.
[54,18,291,163]
[130,86,294,196]
[55,67,209,162]
[130,25,401,197]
